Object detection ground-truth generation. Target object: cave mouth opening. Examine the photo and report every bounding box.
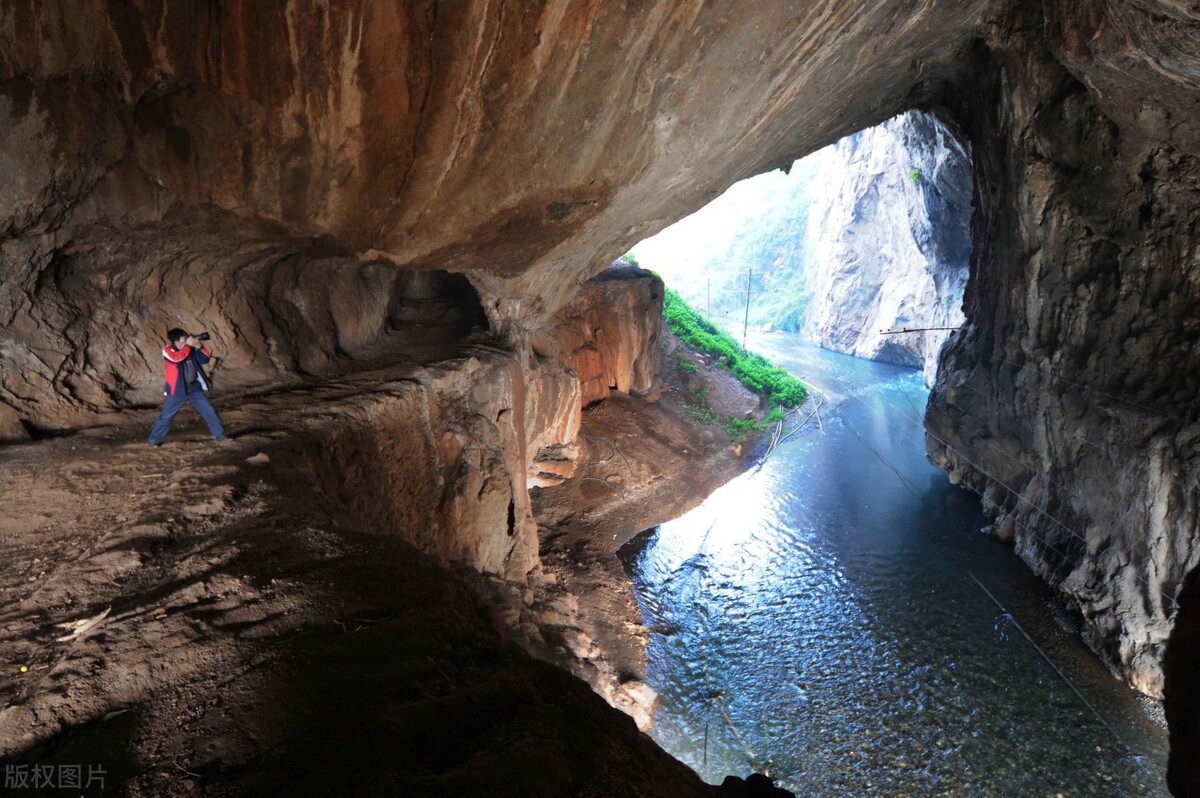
[386,269,490,339]
[629,108,974,388]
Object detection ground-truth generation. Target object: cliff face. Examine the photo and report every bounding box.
[305,266,664,579]
[926,3,1200,718]
[544,265,664,412]
[803,111,972,383]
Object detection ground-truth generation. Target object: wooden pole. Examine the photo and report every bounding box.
[878,326,959,335]
[742,269,752,349]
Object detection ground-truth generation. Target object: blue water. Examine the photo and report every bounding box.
[624,333,1169,797]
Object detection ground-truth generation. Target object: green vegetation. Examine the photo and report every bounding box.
[664,289,805,441]
[619,252,641,268]
[683,404,718,425]
[723,416,765,440]
[663,287,807,408]
[908,167,922,185]
[682,404,767,442]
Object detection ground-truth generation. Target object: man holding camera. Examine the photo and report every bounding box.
[147,328,228,447]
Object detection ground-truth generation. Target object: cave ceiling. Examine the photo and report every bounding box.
[0,1,1198,324]
[1,0,999,319]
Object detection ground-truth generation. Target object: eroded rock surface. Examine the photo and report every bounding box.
[547,264,664,409]
[0,1,992,331]
[0,214,489,439]
[927,3,1200,705]
[803,110,972,384]
[522,329,765,733]
[270,266,664,580]
[0,356,719,797]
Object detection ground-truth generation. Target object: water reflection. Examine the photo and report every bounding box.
[624,334,1168,797]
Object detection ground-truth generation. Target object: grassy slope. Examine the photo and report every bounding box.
[662,287,807,408]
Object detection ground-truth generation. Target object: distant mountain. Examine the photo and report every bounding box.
[631,155,822,333]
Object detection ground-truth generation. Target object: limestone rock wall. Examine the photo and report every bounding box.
[304,353,547,579]
[803,110,972,384]
[287,264,665,577]
[926,2,1200,703]
[526,264,664,489]
[0,217,661,581]
[548,264,664,409]
[0,215,485,440]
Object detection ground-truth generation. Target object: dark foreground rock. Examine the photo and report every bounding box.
[719,773,797,798]
[1166,568,1200,796]
[0,346,718,797]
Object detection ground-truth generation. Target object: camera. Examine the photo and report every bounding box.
[195,332,211,341]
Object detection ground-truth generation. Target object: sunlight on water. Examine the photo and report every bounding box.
[624,333,1170,797]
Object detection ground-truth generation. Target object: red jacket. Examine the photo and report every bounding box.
[162,344,212,395]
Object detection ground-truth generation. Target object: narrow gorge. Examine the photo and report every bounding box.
[1,1,1199,795]
[802,110,972,385]
[632,108,972,385]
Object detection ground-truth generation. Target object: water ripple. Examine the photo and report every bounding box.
[626,335,1169,797]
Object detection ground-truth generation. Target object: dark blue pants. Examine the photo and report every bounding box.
[148,389,226,445]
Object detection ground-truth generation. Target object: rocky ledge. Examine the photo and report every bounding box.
[0,264,784,795]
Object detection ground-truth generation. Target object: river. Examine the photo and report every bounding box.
[621,332,1170,797]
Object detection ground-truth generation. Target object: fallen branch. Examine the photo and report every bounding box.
[55,607,112,642]
[760,396,824,463]
[580,475,624,494]
[173,760,201,779]
[584,435,616,466]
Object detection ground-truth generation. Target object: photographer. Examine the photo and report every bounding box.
[147,328,228,447]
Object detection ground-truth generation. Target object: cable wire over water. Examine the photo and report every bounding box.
[893,394,1181,610]
[966,570,1124,747]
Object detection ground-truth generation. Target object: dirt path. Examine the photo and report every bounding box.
[0,329,716,796]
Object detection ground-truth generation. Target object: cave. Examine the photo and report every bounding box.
[1,2,1199,796]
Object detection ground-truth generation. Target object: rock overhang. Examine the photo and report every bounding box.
[1,0,997,316]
